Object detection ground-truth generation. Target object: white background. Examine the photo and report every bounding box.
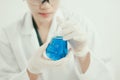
[0,0,120,80]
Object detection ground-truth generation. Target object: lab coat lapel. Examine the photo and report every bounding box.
[5,12,39,71]
[21,12,39,57]
[5,25,28,71]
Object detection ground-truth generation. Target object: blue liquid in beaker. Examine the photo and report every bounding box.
[46,36,68,61]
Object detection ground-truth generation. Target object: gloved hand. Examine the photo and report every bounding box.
[27,42,72,74]
[57,17,90,57]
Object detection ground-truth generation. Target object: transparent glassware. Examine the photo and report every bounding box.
[46,36,68,61]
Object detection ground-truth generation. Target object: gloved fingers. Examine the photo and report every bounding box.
[37,41,50,54]
[39,48,72,67]
[69,39,87,52]
[69,33,88,47]
[57,16,75,28]
[60,21,75,29]
[57,16,65,26]
[63,31,77,40]
[73,32,88,42]
[62,29,87,41]
[28,43,73,74]
[74,46,90,57]
[28,42,49,63]
[67,32,88,52]
[62,26,74,36]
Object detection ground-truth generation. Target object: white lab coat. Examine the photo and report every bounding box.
[0,10,112,80]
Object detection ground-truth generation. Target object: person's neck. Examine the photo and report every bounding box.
[33,16,52,30]
[37,20,51,30]
[32,15,52,43]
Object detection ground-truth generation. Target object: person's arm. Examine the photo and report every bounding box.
[0,28,32,80]
[58,10,112,79]
[27,70,39,80]
[0,28,43,80]
[0,27,45,80]
[73,16,112,80]
[75,52,90,73]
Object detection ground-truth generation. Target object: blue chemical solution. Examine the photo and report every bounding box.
[46,36,68,61]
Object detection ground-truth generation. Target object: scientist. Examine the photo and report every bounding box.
[0,0,112,80]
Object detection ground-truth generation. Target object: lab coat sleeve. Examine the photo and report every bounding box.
[73,16,112,80]
[0,28,30,80]
[75,53,112,80]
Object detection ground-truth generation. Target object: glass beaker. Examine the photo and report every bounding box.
[46,36,68,61]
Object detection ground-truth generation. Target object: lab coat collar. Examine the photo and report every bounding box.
[20,12,34,35]
[21,9,64,42]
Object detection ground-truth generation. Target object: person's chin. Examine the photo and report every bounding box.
[38,13,54,22]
